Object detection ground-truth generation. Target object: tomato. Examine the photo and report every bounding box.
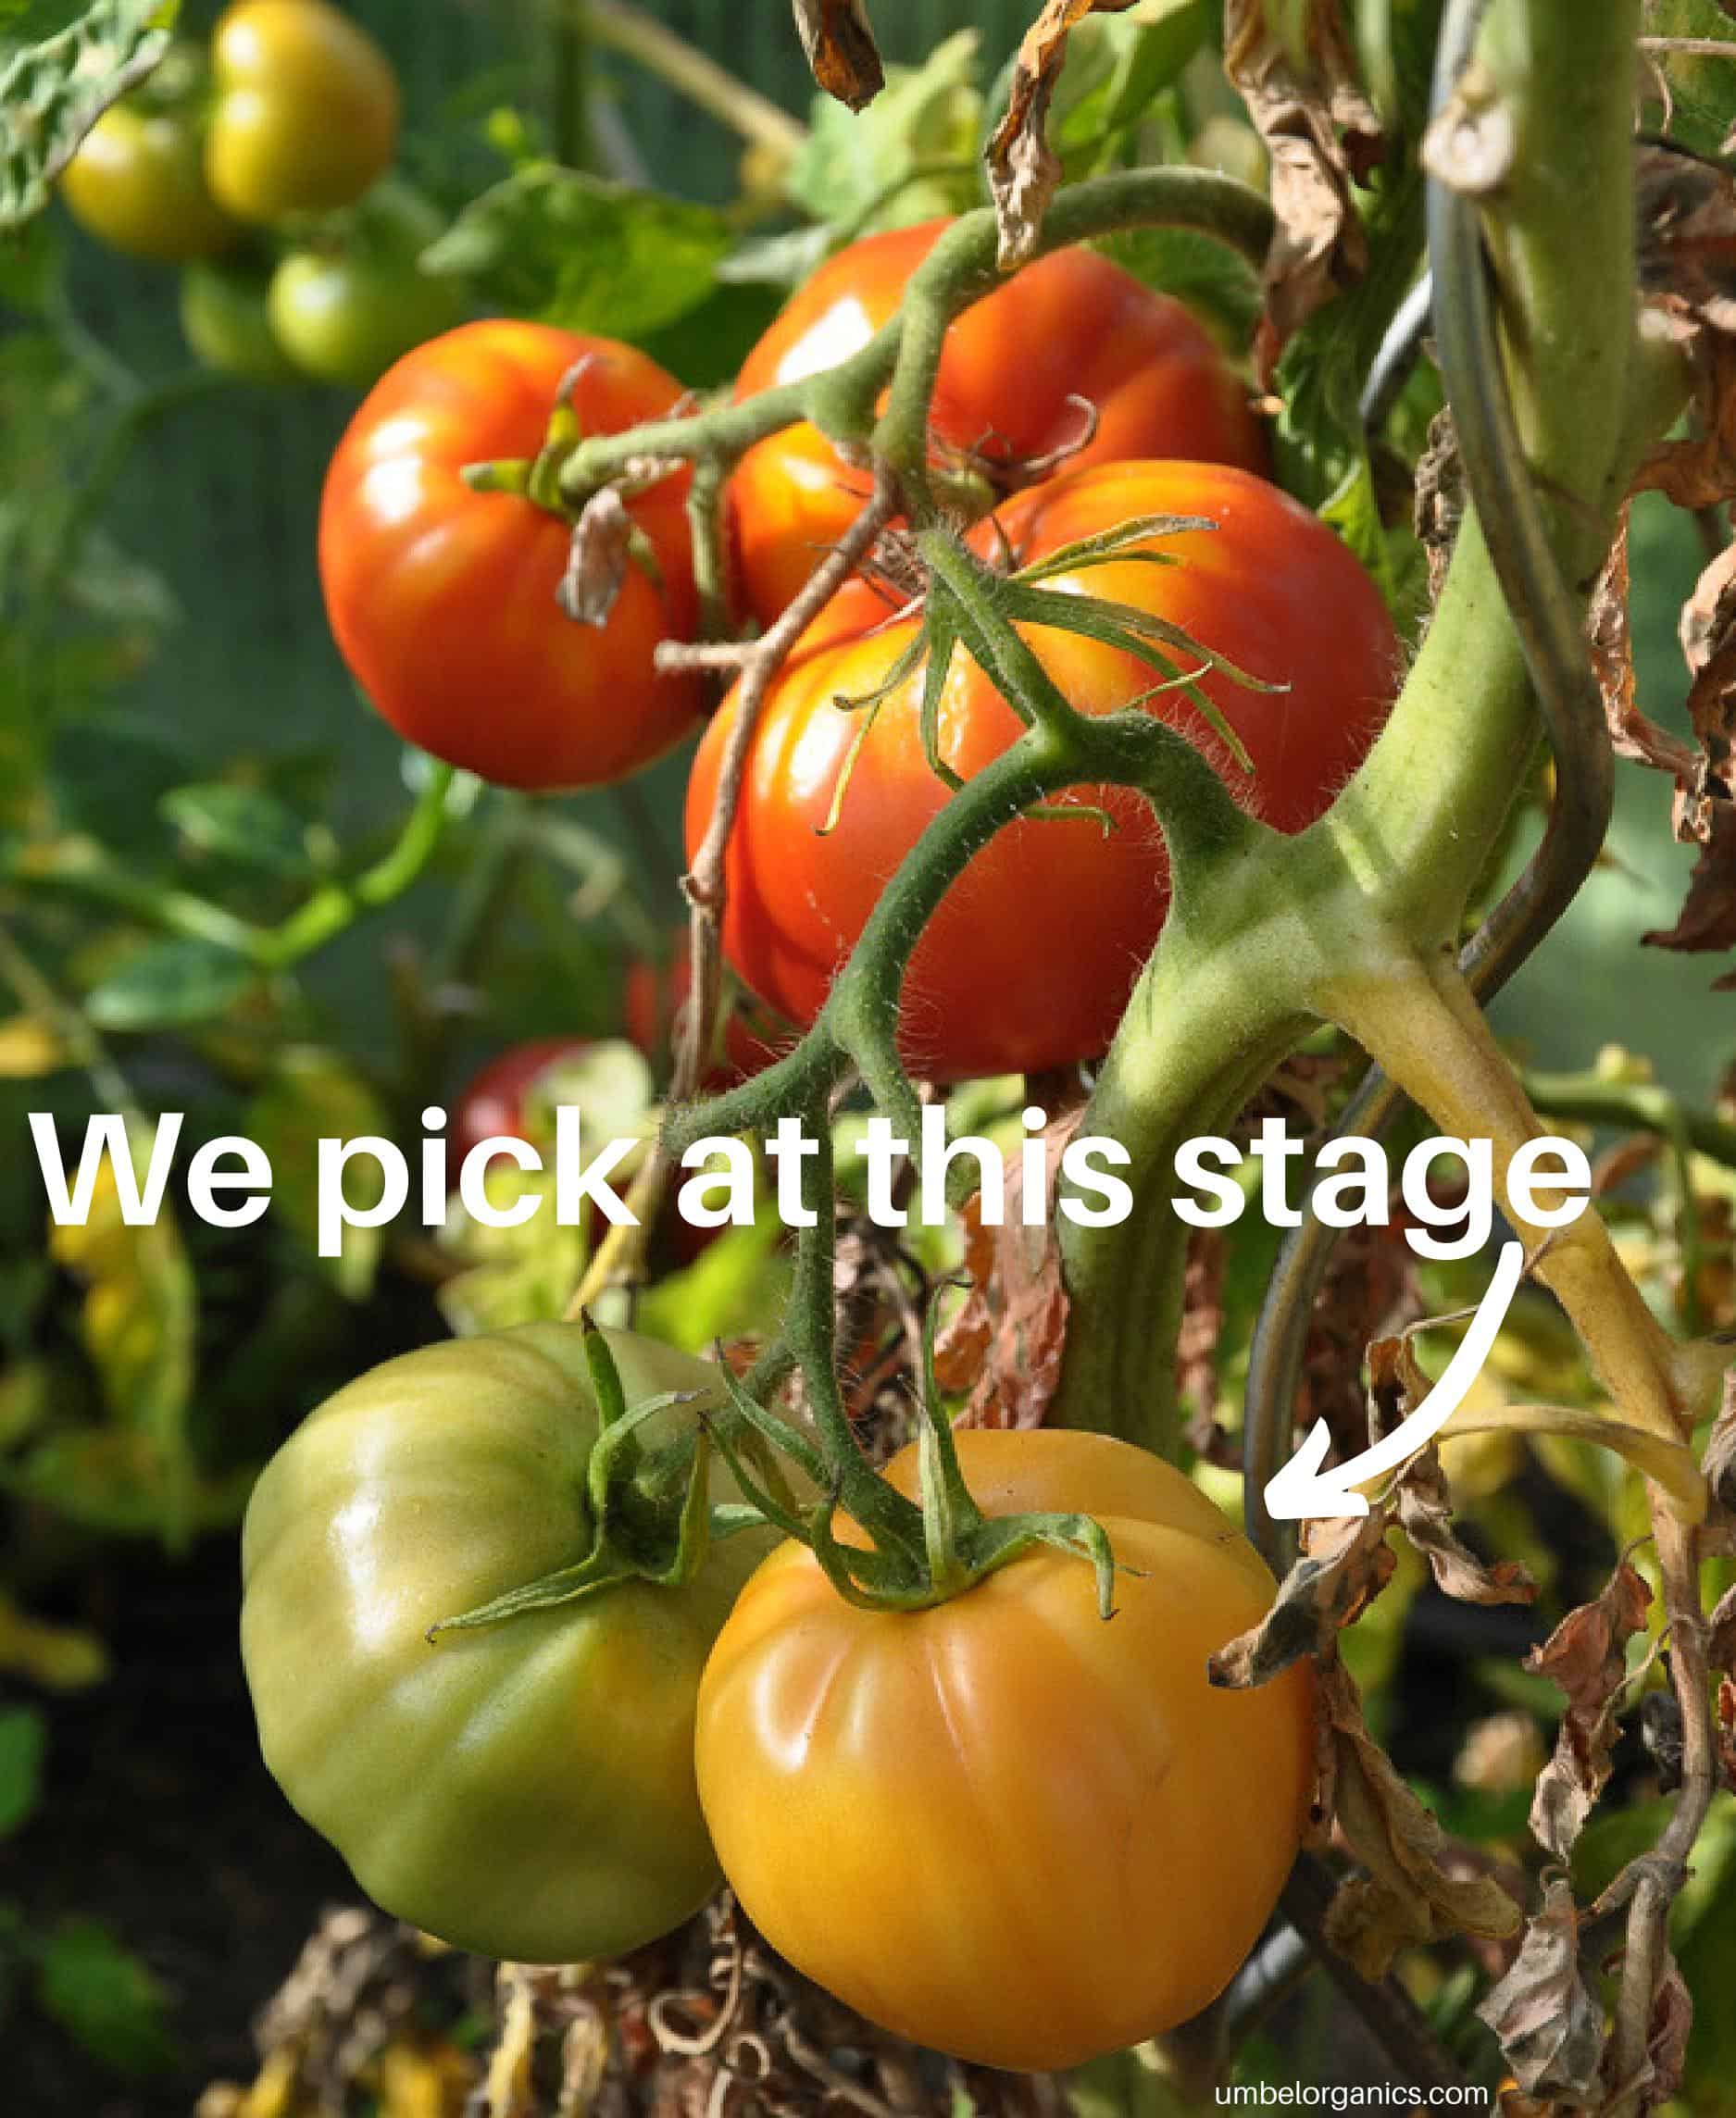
[61,100,236,263]
[269,182,463,388]
[450,1038,594,1167]
[241,1323,779,1963]
[688,458,1401,1081]
[319,320,703,790]
[180,257,300,382]
[726,218,1268,629]
[206,0,398,225]
[695,1427,1315,2071]
[624,939,793,1092]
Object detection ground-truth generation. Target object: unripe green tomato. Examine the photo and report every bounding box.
[268,185,462,387]
[241,1324,780,1963]
[206,0,399,224]
[61,102,238,262]
[180,258,301,382]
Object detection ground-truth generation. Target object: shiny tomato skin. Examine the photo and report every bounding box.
[61,102,237,263]
[696,1432,1315,2071]
[726,218,1268,629]
[450,1038,593,1166]
[242,1324,781,1963]
[687,457,1400,1081]
[206,0,398,224]
[319,320,703,791]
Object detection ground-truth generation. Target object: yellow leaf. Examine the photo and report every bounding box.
[0,1015,67,1078]
[0,1595,109,1690]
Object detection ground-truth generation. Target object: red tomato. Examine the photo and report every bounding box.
[624,940,793,1092]
[726,218,1268,629]
[687,459,1401,1082]
[450,1038,593,1167]
[319,321,702,791]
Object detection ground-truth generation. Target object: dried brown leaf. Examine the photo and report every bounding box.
[1525,1560,1654,1862]
[985,0,1140,266]
[559,489,633,627]
[1319,1662,1523,1981]
[1601,1953,1693,2115]
[1475,1876,1605,2101]
[1592,514,1699,779]
[1224,0,1383,380]
[1364,1332,1536,1607]
[792,0,884,109]
[934,1103,1081,1427]
[1208,1507,1397,1688]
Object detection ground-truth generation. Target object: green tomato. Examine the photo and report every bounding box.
[206,0,399,225]
[241,1324,778,1963]
[61,101,237,263]
[180,259,301,383]
[268,184,462,388]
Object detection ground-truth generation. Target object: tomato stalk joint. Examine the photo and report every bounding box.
[425,1316,765,1638]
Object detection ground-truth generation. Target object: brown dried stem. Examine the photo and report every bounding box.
[1603,1505,1717,2114]
[565,467,899,1314]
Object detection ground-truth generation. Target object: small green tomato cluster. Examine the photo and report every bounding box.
[60,3,460,392]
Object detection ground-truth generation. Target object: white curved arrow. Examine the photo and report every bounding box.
[1263,1239,1526,1521]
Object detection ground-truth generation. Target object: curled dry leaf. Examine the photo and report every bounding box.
[1319,1661,1522,1982]
[1525,1560,1655,1863]
[985,0,1141,267]
[1591,512,1698,781]
[1224,0,1383,380]
[933,1102,1083,1429]
[1368,1331,1537,1607]
[1476,1875,1605,2103]
[1601,1955,1693,2117]
[559,488,634,627]
[792,0,885,111]
[1207,1506,1397,1688]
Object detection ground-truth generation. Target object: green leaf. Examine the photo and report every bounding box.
[784,30,984,232]
[421,165,732,342]
[36,1918,178,2077]
[1097,224,1262,342]
[1641,0,1736,158]
[637,1215,793,1355]
[159,782,314,880]
[83,937,254,1029]
[0,1706,45,1837]
[0,2,176,232]
[1020,1,1209,178]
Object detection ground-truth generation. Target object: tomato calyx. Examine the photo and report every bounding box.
[705,1301,1129,1621]
[425,1316,762,1639]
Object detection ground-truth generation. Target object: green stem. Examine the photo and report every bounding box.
[1054,0,1663,1455]
[256,764,456,968]
[559,167,1273,502]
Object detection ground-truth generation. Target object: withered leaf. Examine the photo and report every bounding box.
[1319,1662,1522,1981]
[1208,1507,1397,1688]
[1600,1954,1693,2116]
[1592,513,1698,781]
[1525,1560,1654,1863]
[559,488,633,626]
[933,1102,1081,1428]
[1475,1876,1605,2101]
[1367,1332,1537,1607]
[985,0,1141,267]
[1224,0,1383,380]
[792,0,884,110]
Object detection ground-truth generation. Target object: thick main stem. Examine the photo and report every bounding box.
[1054,0,1653,1454]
